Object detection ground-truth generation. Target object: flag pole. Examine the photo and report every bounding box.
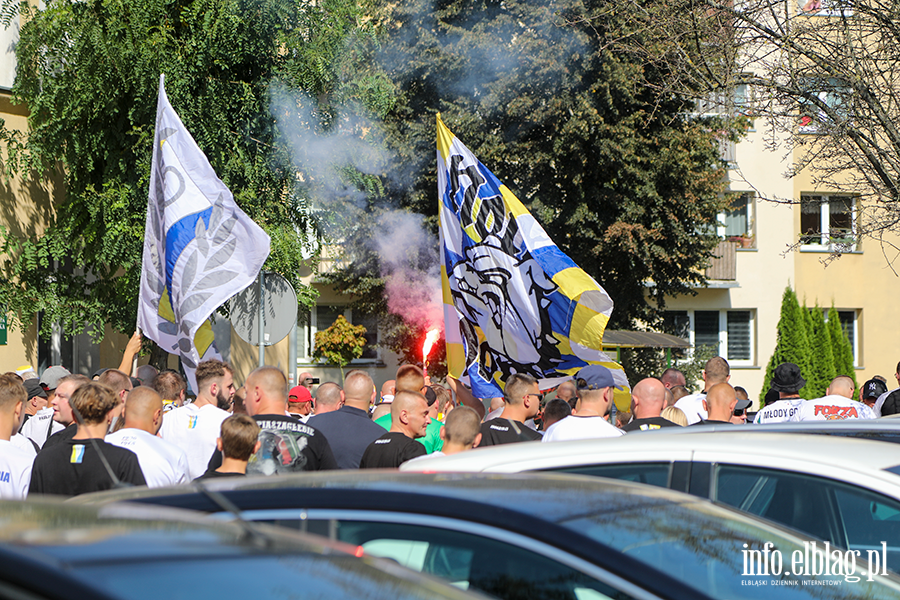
[258,271,265,367]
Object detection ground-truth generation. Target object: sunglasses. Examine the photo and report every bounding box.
[527,393,544,402]
[733,408,746,417]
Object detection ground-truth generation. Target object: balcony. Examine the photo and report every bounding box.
[705,239,737,281]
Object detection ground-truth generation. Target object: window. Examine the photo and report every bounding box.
[717,192,755,247]
[835,309,859,366]
[661,310,755,365]
[297,305,380,363]
[798,79,850,133]
[799,0,853,16]
[800,194,856,250]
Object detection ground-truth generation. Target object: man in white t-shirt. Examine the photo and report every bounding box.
[674,357,731,425]
[754,362,806,424]
[107,387,190,487]
[798,375,876,421]
[0,374,35,499]
[159,359,234,479]
[543,365,624,442]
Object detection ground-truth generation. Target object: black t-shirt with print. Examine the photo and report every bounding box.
[359,432,427,469]
[479,418,543,446]
[622,416,679,432]
[207,414,338,475]
[29,438,146,497]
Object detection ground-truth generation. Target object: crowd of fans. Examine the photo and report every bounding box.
[1,347,893,499]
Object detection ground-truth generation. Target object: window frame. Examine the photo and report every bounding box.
[799,194,857,252]
[663,309,756,367]
[718,192,755,247]
[296,305,381,365]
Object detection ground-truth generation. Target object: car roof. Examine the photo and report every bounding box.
[671,419,900,438]
[77,471,697,519]
[0,499,489,600]
[400,431,900,481]
[0,497,355,562]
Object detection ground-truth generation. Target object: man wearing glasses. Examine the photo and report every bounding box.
[478,373,543,446]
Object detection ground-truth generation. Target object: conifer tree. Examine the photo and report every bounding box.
[806,305,835,398]
[828,306,857,390]
[762,287,813,401]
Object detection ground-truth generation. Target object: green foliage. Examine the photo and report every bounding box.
[828,306,857,389]
[0,0,383,344]
[762,287,813,400]
[313,314,367,379]
[806,305,835,399]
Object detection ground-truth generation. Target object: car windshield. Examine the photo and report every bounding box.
[558,497,900,599]
[74,554,475,600]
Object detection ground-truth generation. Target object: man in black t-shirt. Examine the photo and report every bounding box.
[207,367,338,474]
[479,373,543,446]
[359,391,429,468]
[623,378,678,432]
[29,382,145,497]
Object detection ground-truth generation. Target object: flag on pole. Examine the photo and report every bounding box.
[437,115,626,399]
[138,75,270,391]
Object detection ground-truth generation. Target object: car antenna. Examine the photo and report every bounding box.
[190,479,274,548]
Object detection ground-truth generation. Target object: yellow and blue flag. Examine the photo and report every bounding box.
[437,115,625,398]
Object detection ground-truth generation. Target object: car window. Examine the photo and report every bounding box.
[831,486,900,567]
[559,497,900,599]
[551,463,671,489]
[267,518,634,600]
[712,465,842,546]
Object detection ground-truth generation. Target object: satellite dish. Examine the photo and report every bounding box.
[230,272,298,346]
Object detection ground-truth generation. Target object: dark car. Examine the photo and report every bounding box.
[76,471,900,600]
[0,498,490,600]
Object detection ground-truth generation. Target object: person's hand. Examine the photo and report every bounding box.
[125,331,142,355]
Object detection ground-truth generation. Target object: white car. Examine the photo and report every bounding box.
[403,431,900,566]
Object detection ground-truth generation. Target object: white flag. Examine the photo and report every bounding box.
[138,75,270,390]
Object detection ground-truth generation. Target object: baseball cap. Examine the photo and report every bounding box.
[863,378,888,400]
[575,365,623,391]
[288,385,313,403]
[24,379,47,400]
[734,396,752,411]
[40,366,71,391]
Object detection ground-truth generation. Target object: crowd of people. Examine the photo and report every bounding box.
[0,350,894,499]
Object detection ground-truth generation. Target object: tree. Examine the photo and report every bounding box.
[0,0,377,349]
[313,315,367,381]
[608,0,900,257]
[762,287,813,400]
[326,0,744,334]
[806,304,835,398]
[828,306,857,389]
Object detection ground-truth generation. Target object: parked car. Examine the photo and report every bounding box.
[0,498,489,600]
[75,471,900,600]
[667,419,900,445]
[402,431,900,567]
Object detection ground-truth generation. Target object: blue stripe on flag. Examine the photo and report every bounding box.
[164,208,213,295]
[531,245,578,279]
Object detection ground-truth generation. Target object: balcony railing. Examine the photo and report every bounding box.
[705,240,737,280]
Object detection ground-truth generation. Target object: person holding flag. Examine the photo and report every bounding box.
[137,75,270,391]
[437,115,629,404]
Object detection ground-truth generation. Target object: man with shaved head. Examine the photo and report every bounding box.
[555,380,578,411]
[308,372,385,469]
[623,378,679,432]
[207,366,337,474]
[693,383,741,425]
[359,390,429,468]
[798,375,876,421]
[106,387,190,487]
[312,382,343,415]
